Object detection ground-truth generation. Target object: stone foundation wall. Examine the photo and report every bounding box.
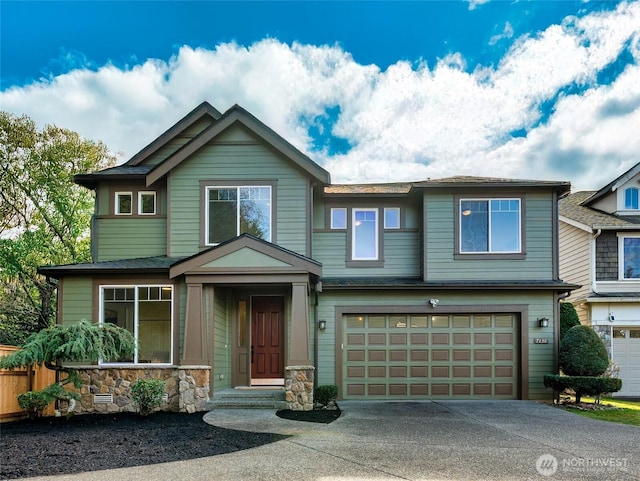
[284,365,314,411]
[66,366,210,415]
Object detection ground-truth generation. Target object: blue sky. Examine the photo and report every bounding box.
[2,1,639,190]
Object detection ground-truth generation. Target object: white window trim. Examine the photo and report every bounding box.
[384,207,400,229]
[331,208,347,229]
[99,284,174,366]
[617,233,640,280]
[352,208,379,261]
[138,191,156,215]
[205,185,272,246]
[459,198,521,254]
[115,192,133,215]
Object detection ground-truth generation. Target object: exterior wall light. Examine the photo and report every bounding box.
[318,320,327,330]
[538,317,549,328]
[429,299,439,308]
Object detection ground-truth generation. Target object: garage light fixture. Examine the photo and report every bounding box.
[318,320,327,330]
[429,299,439,308]
[537,317,549,328]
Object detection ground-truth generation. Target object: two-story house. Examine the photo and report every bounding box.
[40,102,574,412]
[560,162,640,398]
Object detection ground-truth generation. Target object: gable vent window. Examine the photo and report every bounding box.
[625,187,639,210]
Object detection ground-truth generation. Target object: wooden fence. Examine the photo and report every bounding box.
[0,345,56,422]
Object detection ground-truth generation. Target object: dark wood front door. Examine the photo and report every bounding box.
[251,296,285,379]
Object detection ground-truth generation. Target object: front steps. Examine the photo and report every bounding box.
[207,388,287,410]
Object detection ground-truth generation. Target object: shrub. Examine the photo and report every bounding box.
[559,325,609,376]
[17,391,51,419]
[559,303,580,340]
[544,375,622,403]
[315,384,338,407]
[131,378,165,416]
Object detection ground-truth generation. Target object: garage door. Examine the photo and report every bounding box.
[342,313,518,399]
[612,328,640,397]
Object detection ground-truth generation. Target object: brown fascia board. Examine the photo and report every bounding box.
[412,177,571,195]
[321,280,580,291]
[127,102,222,167]
[146,105,331,187]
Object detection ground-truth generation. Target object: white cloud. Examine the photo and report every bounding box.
[489,22,514,46]
[1,1,639,191]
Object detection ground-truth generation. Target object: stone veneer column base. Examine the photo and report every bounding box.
[284,365,314,411]
[67,366,210,415]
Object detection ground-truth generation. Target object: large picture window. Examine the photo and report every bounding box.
[460,199,521,253]
[206,186,271,245]
[100,285,173,364]
[352,208,378,260]
[620,235,640,279]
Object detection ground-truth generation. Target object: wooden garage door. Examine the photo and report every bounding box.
[343,313,518,399]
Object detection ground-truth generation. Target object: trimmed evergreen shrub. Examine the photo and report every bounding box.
[131,378,166,416]
[559,302,580,340]
[543,375,622,403]
[315,384,338,407]
[559,325,609,376]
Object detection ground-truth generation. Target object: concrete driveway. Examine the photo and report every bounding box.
[28,401,639,481]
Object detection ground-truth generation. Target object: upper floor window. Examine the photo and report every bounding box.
[100,285,173,365]
[206,186,271,245]
[138,192,156,215]
[352,208,378,260]
[460,199,521,253]
[384,208,400,229]
[331,208,347,229]
[115,192,132,215]
[619,235,640,279]
[625,187,639,210]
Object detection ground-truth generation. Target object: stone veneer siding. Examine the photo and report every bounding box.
[285,365,314,411]
[67,366,210,414]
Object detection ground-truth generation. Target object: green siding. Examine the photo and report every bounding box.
[169,124,311,257]
[316,289,556,399]
[95,218,167,261]
[425,191,554,281]
[60,277,94,326]
[212,288,232,391]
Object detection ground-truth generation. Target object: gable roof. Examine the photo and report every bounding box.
[581,162,640,207]
[559,191,640,230]
[145,104,330,186]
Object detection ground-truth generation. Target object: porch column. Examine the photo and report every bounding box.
[182,283,208,365]
[289,282,311,365]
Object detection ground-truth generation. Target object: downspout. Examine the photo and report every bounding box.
[591,229,602,294]
[313,288,319,388]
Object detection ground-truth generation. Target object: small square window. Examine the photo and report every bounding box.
[331,208,347,229]
[115,192,132,215]
[139,192,156,215]
[384,208,400,229]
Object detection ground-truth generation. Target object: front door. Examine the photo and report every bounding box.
[251,296,285,381]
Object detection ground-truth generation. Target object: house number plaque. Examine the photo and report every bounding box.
[533,338,549,344]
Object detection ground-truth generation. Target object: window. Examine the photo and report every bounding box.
[352,208,378,260]
[138,192,156,215]
[206,186,271,245]
[115,192,132,215]
[460,199,521,253]
[619,235,640,279]
[384,208,400,229]
[101,285,173,364]
[625,188,639,210]
[331,208,347,229]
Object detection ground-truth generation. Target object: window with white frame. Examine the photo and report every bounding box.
[625,187,639,210]
[100,285,173,364]
[384,207,400,229]
[352,208,378,260]
[138,191,156,215]
[619,234,640,279]
[206,186,271,245]
[460,199,521,253]
[115,192,132,215]
[331,208,347,229]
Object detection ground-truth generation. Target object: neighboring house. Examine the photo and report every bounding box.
[40,102,575,411]
[560,163,640,398]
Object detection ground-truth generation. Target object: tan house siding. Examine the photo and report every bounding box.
[559,222,590,301]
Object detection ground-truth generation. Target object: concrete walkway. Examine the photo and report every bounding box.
[24,401,639,481]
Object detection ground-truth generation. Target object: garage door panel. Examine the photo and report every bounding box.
[343,313,518,400]
[612,329,640,397]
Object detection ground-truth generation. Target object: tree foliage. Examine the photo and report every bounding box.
[559,325,609,377]
[559,302,580,340]
[0,112,115,344]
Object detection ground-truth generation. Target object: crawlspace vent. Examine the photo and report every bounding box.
[162,393,169,403]
[93,394,113,404]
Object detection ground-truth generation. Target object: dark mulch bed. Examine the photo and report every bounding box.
[276,406,341,423]
[0,412,287,480]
